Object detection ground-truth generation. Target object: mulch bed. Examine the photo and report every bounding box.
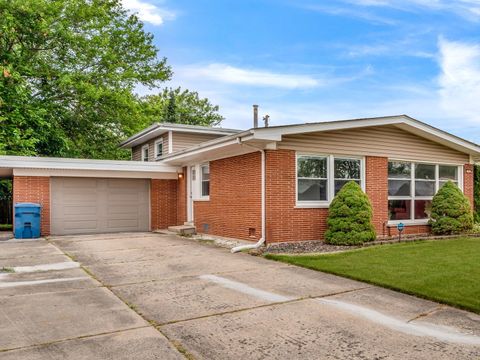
[262,233,480,255]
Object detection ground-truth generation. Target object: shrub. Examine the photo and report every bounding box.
[429,181,473,235]
[325,181,376,245]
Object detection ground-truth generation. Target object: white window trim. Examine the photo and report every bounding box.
[154,138,163,159]
[295,153,366,208]
[387,160,464,225]
[191,163,210,201]
[141,144,149,162]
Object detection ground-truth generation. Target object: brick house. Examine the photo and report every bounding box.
[2,115,479,243]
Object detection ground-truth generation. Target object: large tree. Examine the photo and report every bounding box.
[0,0,172,159]
[139,87,224,129]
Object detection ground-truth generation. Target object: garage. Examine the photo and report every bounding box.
[51,177,150,235]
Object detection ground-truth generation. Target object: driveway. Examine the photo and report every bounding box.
[0,233,479,359]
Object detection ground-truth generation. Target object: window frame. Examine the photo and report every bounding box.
[200,164,210,199]
[388,160,463,225]
[295,153,365,208]
[141,144,149,162]
[154,138,163,159]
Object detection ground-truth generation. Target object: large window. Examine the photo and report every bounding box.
[297,154,363,206]
[388,161,461,222]
[200,164,210,197]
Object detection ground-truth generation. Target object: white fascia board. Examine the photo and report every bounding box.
[0,156,180,173]
[120,124,240,149]
[162,138,242,164]
[13,168,178,179]
[250,115,480,156]
[251,116,407,138]
[398,118,480,155]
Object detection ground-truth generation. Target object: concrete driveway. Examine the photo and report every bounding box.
[0,233,479,359]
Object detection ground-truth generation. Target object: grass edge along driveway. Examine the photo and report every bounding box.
[265,237,480,314]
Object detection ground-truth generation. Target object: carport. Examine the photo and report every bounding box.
[0,156,181,236]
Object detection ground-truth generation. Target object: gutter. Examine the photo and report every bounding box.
[231,141,266,253]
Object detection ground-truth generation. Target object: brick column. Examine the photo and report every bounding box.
[365,156,389,236]
[464,163,474,211]
[13,176,51,236]
[151,179,178,230]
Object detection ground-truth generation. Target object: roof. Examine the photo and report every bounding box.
[160,115,480,165]
[119,122,241,149]
[0,156,180,179]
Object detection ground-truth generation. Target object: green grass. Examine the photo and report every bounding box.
[266,237,480,314]
[0,224,12,231]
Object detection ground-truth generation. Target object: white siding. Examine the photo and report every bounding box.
[278,125,469,164]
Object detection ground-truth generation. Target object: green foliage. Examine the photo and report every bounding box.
[325,181,376,245]
[138,87,224,129]
[474,165,480,222]
[0,180,12,201]
[0,0,172,159]
[429,181,473,234]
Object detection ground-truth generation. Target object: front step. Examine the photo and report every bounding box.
[168,225,196,236]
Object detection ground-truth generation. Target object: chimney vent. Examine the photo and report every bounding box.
[253,105,259,128]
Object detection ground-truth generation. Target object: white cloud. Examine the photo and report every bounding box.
[121,0,175,26]
[179,63,322,89]
[344,0,480,20]
[438,38,480,124]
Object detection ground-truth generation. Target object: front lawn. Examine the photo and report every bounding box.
[0,224,12,231]
[266,237,480,314]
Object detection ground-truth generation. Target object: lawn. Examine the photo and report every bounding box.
[266,237,480,314]
[0,224,12,231]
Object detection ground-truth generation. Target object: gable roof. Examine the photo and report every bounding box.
[119,122,241,148]
[160,115,480,165]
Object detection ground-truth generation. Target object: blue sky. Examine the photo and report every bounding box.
[123,0,480,142]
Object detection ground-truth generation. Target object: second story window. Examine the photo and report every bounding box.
[155,139,163,158]
[142,145,149,162]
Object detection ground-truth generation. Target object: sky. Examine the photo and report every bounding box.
[122,0,480,142]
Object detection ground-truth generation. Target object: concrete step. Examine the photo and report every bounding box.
[168,225,196,236]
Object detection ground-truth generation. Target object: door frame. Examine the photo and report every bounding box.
[187,166,195,223]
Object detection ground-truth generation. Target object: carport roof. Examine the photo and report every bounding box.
[0,156,180,179]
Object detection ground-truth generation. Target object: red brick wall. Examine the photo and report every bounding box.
[387,225,430,237]
[151,179,178,230]
[365,156,389,236]
[464,163,474,210]
[194,152,262,240]
[13,176,50,236]
[265,149,328,243]
[177,167,187,224]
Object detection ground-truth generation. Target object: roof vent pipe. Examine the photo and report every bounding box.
[253,104,259,128]
[263,115,270,128]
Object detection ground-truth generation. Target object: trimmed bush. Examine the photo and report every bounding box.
[429,181,473,235]
[325,181,376,245]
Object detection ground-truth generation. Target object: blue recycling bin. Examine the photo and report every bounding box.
[14,203,41,239]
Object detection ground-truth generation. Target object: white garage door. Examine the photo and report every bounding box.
[51,178,150,235]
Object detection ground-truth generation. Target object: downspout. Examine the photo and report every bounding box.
[231,141,266,253]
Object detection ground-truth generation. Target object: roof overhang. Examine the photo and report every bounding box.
[0,156,181,179]
[161,115,480,165]
[120,123,241,149]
